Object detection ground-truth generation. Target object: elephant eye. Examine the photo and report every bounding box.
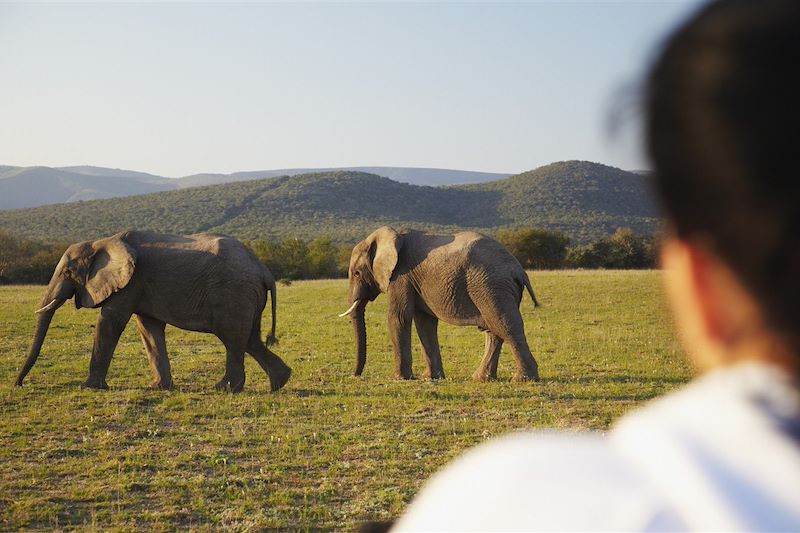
[353,270,361,278]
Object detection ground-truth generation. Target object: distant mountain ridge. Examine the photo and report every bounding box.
[0,164,510,210]
[0,161,659,244]
[59,166,168,182]
[177,167,509,189]
[0,166,175,210]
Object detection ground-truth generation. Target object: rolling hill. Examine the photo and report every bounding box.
[0,166,174,210]
[0,161,659,244]
[0,165,509,210]
[176,167,509,189]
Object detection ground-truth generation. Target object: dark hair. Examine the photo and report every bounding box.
[647,0,800,352]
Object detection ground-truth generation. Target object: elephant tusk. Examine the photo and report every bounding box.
[338,301,360,318]
[34,299,60,314]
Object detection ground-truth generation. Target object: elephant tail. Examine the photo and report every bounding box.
[266,282,278,346]
[523,274,540,308]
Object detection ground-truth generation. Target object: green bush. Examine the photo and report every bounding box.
[565,228,656,269]
[308,237,340,279]
[0,231,64,284]
[245,236,348,281]
[496,228,570,269]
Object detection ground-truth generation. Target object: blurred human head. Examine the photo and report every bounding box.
[646,0,800,375]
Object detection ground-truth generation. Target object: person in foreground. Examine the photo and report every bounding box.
[392,1,800,530]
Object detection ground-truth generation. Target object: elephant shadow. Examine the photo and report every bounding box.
[291,388,334,398]
[549,374,688,386]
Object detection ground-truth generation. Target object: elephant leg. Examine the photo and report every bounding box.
[472,332,503,382]
[134,314,173,390]
[389,316,414,379]
[388,313,414,380]
[387,285,415,379]
[246,332,292,392]
[389,318,414,379]
[503,325,540,382]
[215,343,247,393]
[86,306,132,389]
[414,311,444,379]
[477,296,539,382]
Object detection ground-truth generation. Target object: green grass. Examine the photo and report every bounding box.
[0,271,689,530]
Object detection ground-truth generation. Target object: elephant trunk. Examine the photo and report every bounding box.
[16,276,73,386]
[351,301,367,376]
[15,298,64,386]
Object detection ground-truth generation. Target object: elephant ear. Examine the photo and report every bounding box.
[369,226,401,293]
[83,233,137,307]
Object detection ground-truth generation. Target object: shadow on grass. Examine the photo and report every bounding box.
[543,390,670,402]
[545,374,688,385]
[291,388,335,398]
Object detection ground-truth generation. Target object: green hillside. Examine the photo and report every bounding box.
[0,161,659,244]
[470,160,659,243]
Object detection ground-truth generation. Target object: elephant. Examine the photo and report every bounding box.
[14,231,291,393]
[339,226,540,382]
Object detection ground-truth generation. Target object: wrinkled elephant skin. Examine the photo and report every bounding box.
[15,231,291,393]
[342,227,540,382]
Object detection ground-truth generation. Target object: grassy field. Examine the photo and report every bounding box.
[0,271,690,530]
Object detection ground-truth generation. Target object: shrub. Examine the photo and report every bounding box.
[565,228,656,269]
[0,231,65,284]
[496,228,570,269]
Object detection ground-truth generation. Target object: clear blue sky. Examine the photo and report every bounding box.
[0,1,705,177]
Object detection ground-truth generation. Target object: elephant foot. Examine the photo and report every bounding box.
[268,365,292,392]
[214,377,245,393]
[82,378,109,390]
[472,370,498,382]
[512,371,540,383]
[150,379,173,391]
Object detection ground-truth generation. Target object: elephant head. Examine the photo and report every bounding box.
[339,226,401,376]
[15,232,137,386]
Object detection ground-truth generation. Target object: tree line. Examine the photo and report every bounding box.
[0,231,66,284]
[0,227,657,285]
[496,227,657,271]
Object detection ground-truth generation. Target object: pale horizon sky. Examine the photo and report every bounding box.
[0,1,706,178]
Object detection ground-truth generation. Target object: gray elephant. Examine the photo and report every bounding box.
[14,231,291,393]
[339,226,540,381]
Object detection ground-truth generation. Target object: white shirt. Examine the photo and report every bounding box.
[393,363,800,531]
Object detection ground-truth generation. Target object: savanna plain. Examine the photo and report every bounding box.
[1,271,689,530]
